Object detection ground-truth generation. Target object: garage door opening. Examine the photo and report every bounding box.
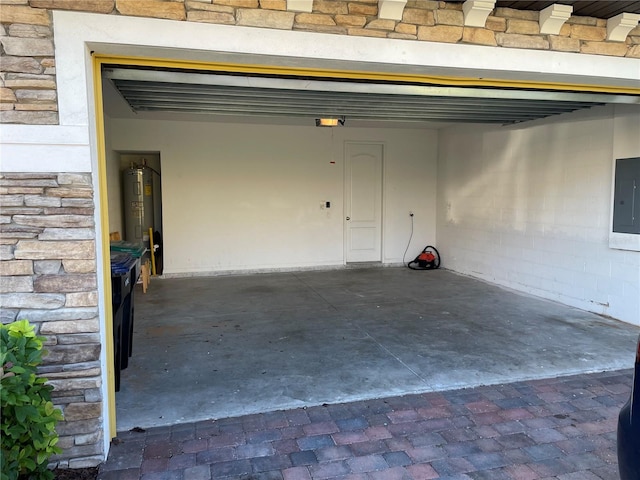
[97,57,639,432]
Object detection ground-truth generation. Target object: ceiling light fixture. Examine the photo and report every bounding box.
[316,117,345,127]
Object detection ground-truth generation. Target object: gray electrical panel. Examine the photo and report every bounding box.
[613,157,640,234]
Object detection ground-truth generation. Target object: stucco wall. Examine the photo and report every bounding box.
[107,119,438,274]
[436,104,640,326]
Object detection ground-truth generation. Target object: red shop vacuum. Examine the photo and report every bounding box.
[408,245,441,270]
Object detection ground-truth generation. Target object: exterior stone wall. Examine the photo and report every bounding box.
[1,0,639,126]
[0,172,103,468]
[0,3,57,125]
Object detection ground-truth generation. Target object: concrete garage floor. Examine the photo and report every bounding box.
[115,267,639,432]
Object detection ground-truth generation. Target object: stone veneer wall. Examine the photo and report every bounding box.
[1,0,640,125]
[0,173,103,468]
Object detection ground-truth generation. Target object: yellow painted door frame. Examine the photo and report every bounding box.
[94,54,640,95]
[91,55,117,436]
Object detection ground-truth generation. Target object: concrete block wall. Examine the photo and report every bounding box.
[0,173,104,468]
[436,106,640,326]
[1,0,639,125]
[107,118,438,274]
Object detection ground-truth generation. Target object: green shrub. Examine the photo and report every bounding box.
[1,320,63,480]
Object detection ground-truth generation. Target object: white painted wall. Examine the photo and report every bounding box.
[107,119,437,274]
[104,117,123,235]
[437,104,640,326]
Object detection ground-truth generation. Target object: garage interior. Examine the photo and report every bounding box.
[100,44,640,431]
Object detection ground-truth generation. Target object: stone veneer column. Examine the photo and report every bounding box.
[0,172,104,468]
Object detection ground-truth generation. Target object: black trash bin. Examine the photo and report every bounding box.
[111,301,123,392]
[120,257,137,369]
[111,253,136,391]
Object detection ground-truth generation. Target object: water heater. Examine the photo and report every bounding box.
[122,166,155,245]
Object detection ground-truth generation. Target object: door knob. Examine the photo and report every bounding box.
[346,217,350,221]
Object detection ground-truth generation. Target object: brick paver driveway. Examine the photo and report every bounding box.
[98,369,631,479]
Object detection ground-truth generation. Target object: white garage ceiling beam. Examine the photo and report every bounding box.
[287,0,313,13]
[463,0,496,27]
[378,0,407,21]
[539,4,573,35]
[607,12,640,42]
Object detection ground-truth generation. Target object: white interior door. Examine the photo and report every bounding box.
[345,143,383,263]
